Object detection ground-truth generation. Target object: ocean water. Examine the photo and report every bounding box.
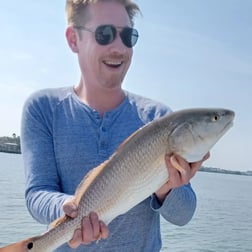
[0,153,251,251]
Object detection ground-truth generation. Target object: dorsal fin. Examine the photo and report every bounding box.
[115,126,144,151]
[49,215,69,229]
[74,125,149,203]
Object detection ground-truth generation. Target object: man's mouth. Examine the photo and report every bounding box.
[103,60,123,68]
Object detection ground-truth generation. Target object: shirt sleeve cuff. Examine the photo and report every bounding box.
[150,184,197,226]
[150,188,177,211]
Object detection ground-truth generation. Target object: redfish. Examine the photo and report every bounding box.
[0,108,234,252]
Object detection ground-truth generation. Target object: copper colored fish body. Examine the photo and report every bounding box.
[0,108,235,252]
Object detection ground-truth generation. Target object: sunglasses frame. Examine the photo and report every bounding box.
[74,24,139,48]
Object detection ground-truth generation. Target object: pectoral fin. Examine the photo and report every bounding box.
[170,155,186,174]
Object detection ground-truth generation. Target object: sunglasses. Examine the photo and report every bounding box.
[74,24,139,48]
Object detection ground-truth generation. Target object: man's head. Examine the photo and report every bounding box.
[66,0,140,27]
[65,0,140,91]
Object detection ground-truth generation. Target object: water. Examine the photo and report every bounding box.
[161,172,252,252]
[0,153,252,251]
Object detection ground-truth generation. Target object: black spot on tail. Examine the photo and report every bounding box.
[27,242,33,250]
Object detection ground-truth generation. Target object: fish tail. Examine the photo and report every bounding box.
[0,239,31,252]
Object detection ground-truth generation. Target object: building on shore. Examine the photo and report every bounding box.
[0,135,21,154]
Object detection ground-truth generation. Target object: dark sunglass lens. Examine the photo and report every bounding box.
[95,25,116,45]
[120,27,139,48]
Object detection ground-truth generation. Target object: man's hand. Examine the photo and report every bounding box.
[155,152,210,203]
[62,199,109,248]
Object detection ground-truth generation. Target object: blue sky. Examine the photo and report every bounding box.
[0,0,251,171]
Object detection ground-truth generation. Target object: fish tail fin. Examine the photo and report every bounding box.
[0,239,33,252]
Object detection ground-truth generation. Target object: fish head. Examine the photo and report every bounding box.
[167,108,235,162]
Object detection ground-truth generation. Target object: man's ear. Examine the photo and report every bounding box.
[65,26,79,53]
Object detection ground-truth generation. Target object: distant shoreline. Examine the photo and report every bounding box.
[199,167,252,177]
[0,151,251,176]
[1,136,251,176]
[0,135,21,154]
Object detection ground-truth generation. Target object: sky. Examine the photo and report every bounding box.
[0,0,251,171]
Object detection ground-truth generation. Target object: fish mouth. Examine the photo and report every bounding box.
[219,119,234,138]
[218,109,235,136]
[224,110,235,130]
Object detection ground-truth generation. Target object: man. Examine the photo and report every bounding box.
[21,0,209,251]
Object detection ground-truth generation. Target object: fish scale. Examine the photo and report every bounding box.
[0,108,235,252]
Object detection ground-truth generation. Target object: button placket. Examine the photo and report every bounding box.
[98,116,110,156]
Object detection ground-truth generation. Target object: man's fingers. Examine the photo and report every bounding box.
[82,216,93,244]
[62,200,78,218]
[68,229,82,248]
[190,152,211,175]
[203,152,210,161]
[168,152,210,176]
[68,213,109,248]
[100,220,109,239]
[90,212,100,241]
[89,212,109,241]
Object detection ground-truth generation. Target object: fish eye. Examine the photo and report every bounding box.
[211,114,220,122]
[27,242,33,250]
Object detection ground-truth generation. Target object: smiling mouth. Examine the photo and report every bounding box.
[103,60,123,68]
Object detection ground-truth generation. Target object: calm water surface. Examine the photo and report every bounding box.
[0,153,252,251]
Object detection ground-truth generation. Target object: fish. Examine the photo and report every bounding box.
[0,108,235,252]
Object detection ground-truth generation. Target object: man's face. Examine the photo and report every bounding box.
[76,1,134,90]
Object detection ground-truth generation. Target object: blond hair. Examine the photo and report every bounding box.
[65,0,140,27]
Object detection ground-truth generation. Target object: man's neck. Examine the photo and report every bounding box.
[74,81,125,116]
